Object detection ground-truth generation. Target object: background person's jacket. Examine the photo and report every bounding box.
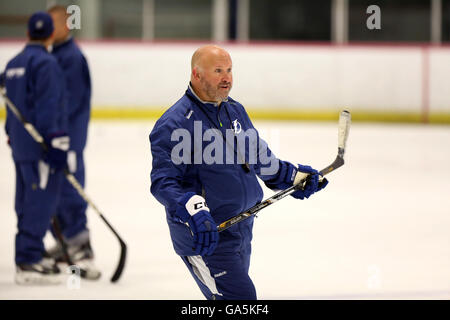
[4,43,67,162]
[52,37,91,153]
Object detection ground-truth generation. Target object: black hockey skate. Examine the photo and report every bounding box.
[15,257,61,285]
[47,240,101,280]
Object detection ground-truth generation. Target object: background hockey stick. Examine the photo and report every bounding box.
[1,88,127,283]
[217,110,351,232]
[51,217,91,279]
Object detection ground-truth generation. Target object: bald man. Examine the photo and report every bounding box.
[45,5,99,279]
[150,45,328,299]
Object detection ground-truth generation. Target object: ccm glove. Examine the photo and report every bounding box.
[44,132,70,170]
[176,192,219,256]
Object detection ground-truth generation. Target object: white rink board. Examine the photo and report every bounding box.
[0,120,449,299]
[1,42,450,113]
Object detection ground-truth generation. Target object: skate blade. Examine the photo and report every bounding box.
[60,261,102,281]
[15,271,62,285]
[81,268,101,280]
[77,259,101,280]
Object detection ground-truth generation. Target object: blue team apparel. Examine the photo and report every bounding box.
[52,37,91,239]
[180,241,256,300]
[28,11,54,40]
[5,44,66,161]
[52,37,91,153]
[55,153,88,239]
[14,162,64,264]
[150,85,285,299]
[4,43,67,264]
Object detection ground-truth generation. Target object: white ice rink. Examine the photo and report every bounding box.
[0,120,449,300]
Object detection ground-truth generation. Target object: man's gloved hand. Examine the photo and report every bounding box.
[176,192,219,256]
[265,160,328,200]
[44,132,70,170]
[291,164,328,199]
[67,150,77,173]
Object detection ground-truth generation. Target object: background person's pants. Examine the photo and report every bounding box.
[14,161,63,264]
[54,152,88,240]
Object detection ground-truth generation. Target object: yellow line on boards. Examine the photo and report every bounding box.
[0,107,449,124]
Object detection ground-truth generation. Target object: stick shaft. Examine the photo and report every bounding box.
[217,110,351,232]
[217,155,344,232]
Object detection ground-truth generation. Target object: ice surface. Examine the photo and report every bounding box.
[0,120,449,299]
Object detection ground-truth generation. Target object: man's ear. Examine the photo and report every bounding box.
[192,67,201,80]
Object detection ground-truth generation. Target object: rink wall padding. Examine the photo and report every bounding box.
[1,107,450,124]
[1,41,450,124]
[89,107,450,124]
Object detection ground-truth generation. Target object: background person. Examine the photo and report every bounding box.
[3,11,68,285]
[46,5,99,280]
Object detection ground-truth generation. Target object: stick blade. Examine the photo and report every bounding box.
[110,240,127,283]
[338,110,351,153]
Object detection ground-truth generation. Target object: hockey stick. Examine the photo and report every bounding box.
[51,217,89,279]
[1,87,127,283]
[217,110,351,232]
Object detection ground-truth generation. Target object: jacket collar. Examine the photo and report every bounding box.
[26,42,49,51]
[186,83,228,113]
[53,36,73,51]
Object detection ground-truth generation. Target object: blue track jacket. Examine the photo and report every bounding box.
[4,43,67,161]
[52,37,91,152]
[150,85,283,256]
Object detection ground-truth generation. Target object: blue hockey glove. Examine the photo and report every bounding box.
[265,161,328,200]
[44,132,70,170]
[176,192,219,256]
[291,164,319,199]
[292,164,329,199]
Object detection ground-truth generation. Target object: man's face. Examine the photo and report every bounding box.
[50,11,69,42]
[197,54,233,102]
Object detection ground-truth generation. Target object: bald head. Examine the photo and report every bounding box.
[190,45,233,103]
[48,5,70,43]
[191,45,231,72]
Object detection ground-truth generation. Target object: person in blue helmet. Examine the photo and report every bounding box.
[149,45,329,299]
[44,5,100,280]
[2,11,69,285]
